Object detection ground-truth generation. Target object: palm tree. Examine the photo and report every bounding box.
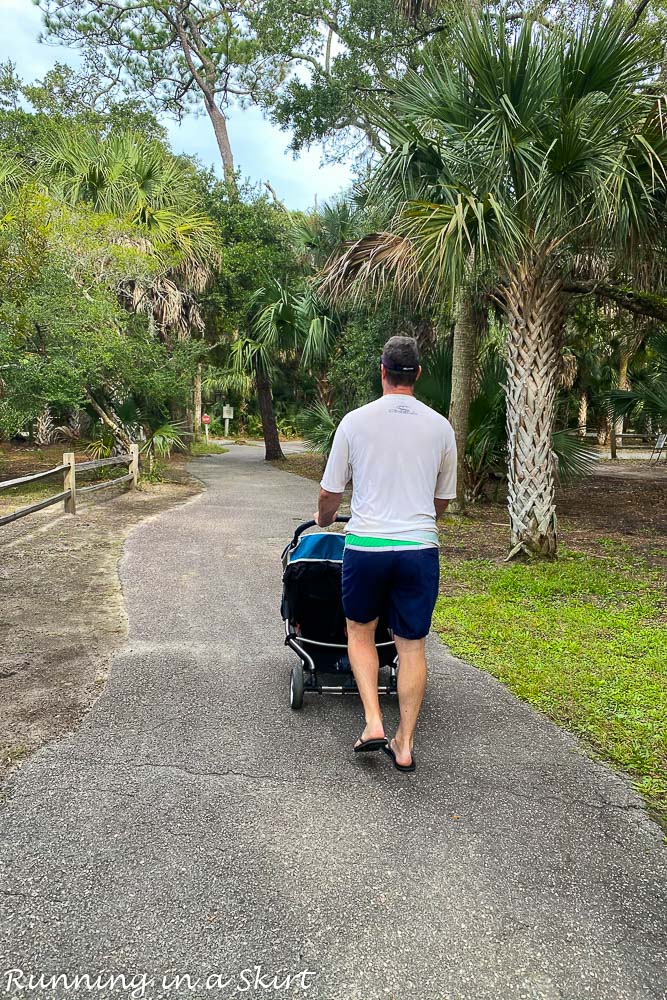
[227,279,338,460]
[323,13,667,557]
[38,130,219,441]
[291,198,364,271]
[39,130,219,343]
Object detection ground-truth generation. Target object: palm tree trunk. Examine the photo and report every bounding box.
[194,363,202,441]
[610,419,618,459]
[615,353,630,444]
[501,263,563,560]
[596,416,609,445]
[34,405,54,446]
[448,294,479,507]
[577,390,588,437]
[255,361,284,460]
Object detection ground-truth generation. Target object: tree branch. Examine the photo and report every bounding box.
[288,51,326,74]
[325,27,333,75]
[627,0,651,30]
[563,280,667,322]
[172,15,215,104]
[264,181,287,211]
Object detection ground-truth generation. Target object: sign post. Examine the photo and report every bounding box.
[222,404,234,437]
[202,412,211,443]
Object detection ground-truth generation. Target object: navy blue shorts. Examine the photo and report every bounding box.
[341,546,440,640]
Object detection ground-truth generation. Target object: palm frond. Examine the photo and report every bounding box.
[141,420,187,458]
[250,280,299,353]
[318,231,422,305]
[299,400,340,456]
[552,430,599,484]
[297,287,339,369]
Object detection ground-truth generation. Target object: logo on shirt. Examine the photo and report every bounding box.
[387,404,416,416]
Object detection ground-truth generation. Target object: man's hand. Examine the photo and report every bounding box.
[434,498,450,519]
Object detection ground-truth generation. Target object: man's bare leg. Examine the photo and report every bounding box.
[391,635,427,766]
[347,618,384,743]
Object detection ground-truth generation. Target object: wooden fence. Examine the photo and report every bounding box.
[0,444,140,528]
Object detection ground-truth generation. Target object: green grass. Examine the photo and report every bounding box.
[433,545,667,821]
[189,442,229,457]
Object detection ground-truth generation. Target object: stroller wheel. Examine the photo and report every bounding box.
[290,663,305,710]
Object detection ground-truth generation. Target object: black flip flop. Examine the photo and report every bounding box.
[383,741,416,772]
[354,737,388,753]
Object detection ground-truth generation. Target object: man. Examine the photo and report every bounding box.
[316,335,457,773]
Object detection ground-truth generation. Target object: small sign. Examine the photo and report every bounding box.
[202,414,211,425]
[222,405,234,419]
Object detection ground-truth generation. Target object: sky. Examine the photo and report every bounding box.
[0,0,354,210]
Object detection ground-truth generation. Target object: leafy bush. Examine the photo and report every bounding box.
[299,400,340,456]
[141,421,187,469]
[86,427,115,460]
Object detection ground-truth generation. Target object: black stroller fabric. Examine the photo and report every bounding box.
[282,560,347,643]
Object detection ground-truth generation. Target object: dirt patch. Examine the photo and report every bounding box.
[449,462,667,576]
[0,476,201,788]
[0,442,92,479]
[558,462,667,569]
[272,453,325,482]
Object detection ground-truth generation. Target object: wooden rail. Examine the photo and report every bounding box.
[78,473,133,495]
[0,444,139,528]
[77,455,137,472]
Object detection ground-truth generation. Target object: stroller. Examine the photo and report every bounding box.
[281,516,398,709]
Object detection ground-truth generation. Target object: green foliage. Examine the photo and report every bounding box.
[291,197,364,269]
[241,413,264,437]
[138,457,170,483]
[465,351,507,496]
[203,183,296,339]
[418,337,598,496]
[299,400,341,455]
[268,0,455,157]
[416,338,453,415]
[552,430,600,484]
[327,311,386,410]
[0,59,166,163]
[39,1,276,116]
[0,186,201,438]
[0,94,219,441]
[36,0,454,170]
[37,129,220,287]
[142,421,187,460]
[86,427,114,460]
[325,11,667,330]
[432,542,667,819]
[609,335,667,425]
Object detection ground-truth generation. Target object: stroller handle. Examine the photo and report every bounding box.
[290,515,350,548]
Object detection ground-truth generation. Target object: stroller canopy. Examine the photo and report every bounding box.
[283,531,346,642]
[289,532,345,563]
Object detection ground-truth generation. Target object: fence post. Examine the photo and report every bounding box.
[63,452,76,514]
[129,443,139,489]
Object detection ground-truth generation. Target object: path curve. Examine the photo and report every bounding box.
[1,445,665,1000]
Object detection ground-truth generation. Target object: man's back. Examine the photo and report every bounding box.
[321,393,457,544]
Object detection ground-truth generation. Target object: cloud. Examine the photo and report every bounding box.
[167,107,352,211]
[1,0,352,209]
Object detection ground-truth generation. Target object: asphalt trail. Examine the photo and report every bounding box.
[1,445,665,1000]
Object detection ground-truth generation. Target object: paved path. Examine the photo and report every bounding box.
[1,446,665,1000]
